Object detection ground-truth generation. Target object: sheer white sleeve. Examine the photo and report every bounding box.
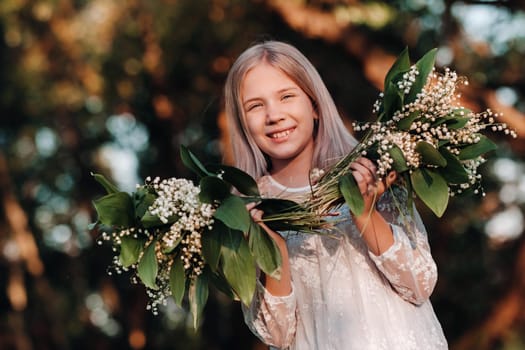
[368,187,438,305]
[241,279,297,348]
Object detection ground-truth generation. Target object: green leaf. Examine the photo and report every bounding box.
[140,211,166,228]
[384,47,410,89]
[446,117,470,130]
[388,145,409,172]
[379,81,403,121]
[439,148,470,184]
[221,228,256,306]
[119,235,145,267]
[405,48,437,104]
[92,192,134,227]
[162,233,184,254]
[415,141,447,167]
[254,198,305,232]
[180,145,211,178]
[199,176,231,204]
[214,195,251,232]
[133,187,157,219]
[255,198,301,215]
[189,270,209,329]
[410,168,449,217]
[201,222,223,272]
[92,173,119,194]
[339,173,365,216]
[137,240,159,290]
[208,165,260,196]
[397,111,420,131]
[457,135,497,160]
[248,222,281,279]
[209,271,237,300]
[169,257,187,306]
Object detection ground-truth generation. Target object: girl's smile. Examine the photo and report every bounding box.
[268,127,296,141]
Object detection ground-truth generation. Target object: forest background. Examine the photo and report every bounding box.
[1,0,525,349]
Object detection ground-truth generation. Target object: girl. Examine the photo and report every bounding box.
[223,40,447,350]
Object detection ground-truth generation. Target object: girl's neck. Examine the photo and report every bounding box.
[270,158,312,188]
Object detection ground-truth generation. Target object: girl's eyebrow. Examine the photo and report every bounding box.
[242,86,299,105]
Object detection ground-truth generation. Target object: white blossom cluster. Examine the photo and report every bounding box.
[397,65,419,94]
[99,228,172,314]
[354,66,517,194]
[98,176,218,315]
[147,176,215,276]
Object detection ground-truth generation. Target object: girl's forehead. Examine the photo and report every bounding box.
[242,63,299,92]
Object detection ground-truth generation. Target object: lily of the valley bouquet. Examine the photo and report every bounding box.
[312,47,516,218]
[91,47,515,328]
[91,147,325,327]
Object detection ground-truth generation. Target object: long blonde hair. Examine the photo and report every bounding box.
[224,40,357,179]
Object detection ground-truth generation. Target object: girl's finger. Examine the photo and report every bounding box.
[354,157,377,176]
[246,202,257,211]
[385,171,397,187]
[350,162,375,184]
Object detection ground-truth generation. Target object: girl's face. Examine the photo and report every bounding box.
[241,62,317,172]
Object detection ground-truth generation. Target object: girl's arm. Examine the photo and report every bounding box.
[350,158,438,304]
[350,157,397,255]
[241,203,297,348]
[368,191,439,305]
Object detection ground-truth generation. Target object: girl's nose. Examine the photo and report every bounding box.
[266,102,284,124]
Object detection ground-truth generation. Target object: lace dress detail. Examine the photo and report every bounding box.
[243,176,448,350]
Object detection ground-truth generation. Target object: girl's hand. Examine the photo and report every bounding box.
[349,157,398,255]
[349,157,397,215]
[246,202,287,245]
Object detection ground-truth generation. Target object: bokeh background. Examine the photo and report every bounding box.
[1,0,524,349]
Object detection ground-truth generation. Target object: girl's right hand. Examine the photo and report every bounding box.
[246,202,292,296]
[246,202,287,245]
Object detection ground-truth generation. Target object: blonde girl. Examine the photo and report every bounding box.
[223,40,447,350]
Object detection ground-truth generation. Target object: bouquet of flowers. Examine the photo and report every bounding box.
[308,48,516,218]
[91,146,326,327]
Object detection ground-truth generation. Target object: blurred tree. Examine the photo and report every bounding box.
[0,0,524,349]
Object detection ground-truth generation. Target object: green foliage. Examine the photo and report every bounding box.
[137,240,159,290]
[411,168,449,217]
[119,235,145,267]
[248,222,281,279]
[169,258,187,306]
[92,192,135,227]
[199,176,231,203]
[415,141,447,167]
[220,228,256,306]
[339,173,365,217]
[189,270,209,329]
[208,164,260,196]
[458,135,498,160]
[180,144,212,177]
[405,48,437,104]
[439,148,470,184]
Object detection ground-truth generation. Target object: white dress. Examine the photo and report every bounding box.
[242,175,448,350]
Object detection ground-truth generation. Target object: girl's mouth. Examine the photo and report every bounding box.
[268,127,295,140]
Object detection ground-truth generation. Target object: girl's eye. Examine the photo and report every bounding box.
[247,103,262,112]
[282,94,294,100]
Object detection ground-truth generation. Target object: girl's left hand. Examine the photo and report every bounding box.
[349,157,397,214]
